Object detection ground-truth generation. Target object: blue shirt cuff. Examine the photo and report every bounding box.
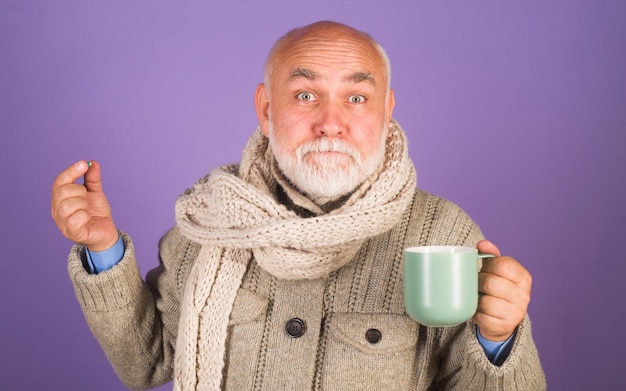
[85,235,124,274]
[476,326,516,366]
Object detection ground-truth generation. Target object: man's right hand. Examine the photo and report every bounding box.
[51,160,119,252]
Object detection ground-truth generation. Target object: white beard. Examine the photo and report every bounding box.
[268,123,387,200]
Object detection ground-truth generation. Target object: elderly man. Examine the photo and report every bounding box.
[51,21,545,390]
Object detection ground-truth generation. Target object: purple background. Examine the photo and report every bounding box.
[2,1,624,390]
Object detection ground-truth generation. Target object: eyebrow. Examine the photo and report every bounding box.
[287,68,376,86]
[288,68,318,80]
[347,72,376,86]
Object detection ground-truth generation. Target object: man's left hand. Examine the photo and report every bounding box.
[473,240,532,342]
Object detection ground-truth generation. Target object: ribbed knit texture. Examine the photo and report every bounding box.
[173,121,416,390]
[67,192,547,390]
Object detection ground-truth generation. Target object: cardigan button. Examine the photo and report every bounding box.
[365,328,382,344]
[285,318,306,338]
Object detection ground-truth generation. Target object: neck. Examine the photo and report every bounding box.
[274,174,354,217]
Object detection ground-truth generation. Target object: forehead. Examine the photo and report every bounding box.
[271,34,385,83]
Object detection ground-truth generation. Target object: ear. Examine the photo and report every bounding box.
[254,83,270,136]
[386,88,396,123]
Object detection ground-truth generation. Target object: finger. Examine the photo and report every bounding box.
[54,196,89,232]
[52,160,90,191]
[55,195,88,221]
[477,239,501,257]
[475,293,527,335]
[83,160,104,193]
[64,208,91,242]
[479,271,522,303]
[476,294,512,321]
[472,306,515,341]
[52,182,87,204]
[480,256,531,285]
[51,183,87,221]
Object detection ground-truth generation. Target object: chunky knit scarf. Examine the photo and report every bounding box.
[173,120,416,390]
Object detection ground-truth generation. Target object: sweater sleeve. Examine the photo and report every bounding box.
[434,316,546,390]
[68,228,195,390]
[419,193,546,390]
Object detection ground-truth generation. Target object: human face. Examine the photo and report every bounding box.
[255,28,395,199]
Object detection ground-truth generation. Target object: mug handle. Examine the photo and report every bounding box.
[478,253,496,259]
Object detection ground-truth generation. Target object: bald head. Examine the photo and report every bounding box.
[264,21,391,96]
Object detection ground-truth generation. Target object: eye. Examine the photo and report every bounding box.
[296,92,315,101]
[349,94,366,103]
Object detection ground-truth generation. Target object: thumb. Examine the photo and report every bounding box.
[83,160,104,193]
[477,239,501,257]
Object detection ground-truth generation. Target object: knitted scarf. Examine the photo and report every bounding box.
[173,120,416,390]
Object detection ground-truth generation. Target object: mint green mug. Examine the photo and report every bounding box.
[403,246,494,327]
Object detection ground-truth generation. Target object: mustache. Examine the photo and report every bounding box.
[296,138,360,160]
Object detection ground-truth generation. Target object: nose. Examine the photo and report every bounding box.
[314,101,346,137]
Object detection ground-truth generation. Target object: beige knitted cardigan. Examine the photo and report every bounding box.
[173,120,416,390]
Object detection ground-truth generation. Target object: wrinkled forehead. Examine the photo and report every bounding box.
[267,28,387,85]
